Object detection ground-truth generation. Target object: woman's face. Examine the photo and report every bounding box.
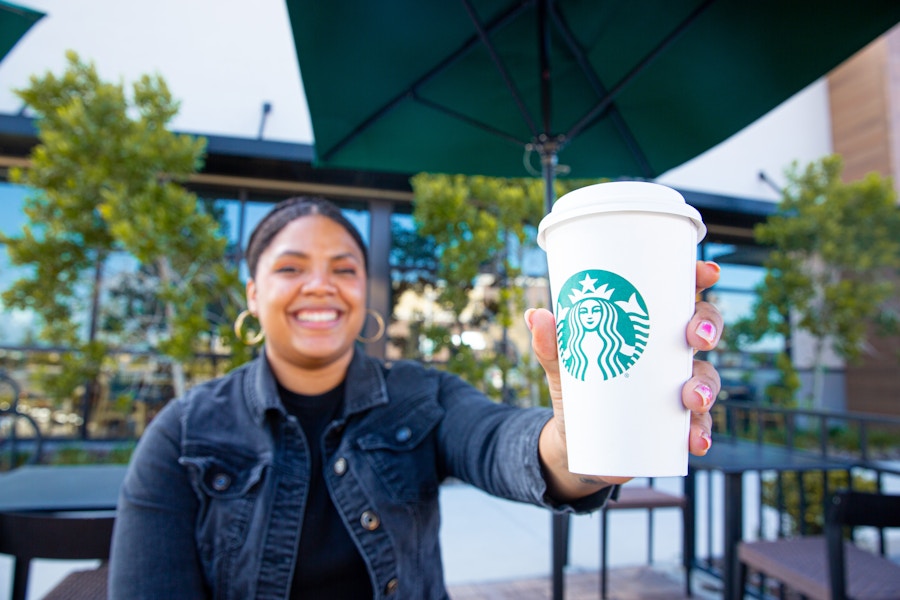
[246,214,367,373]
[577,299,603,330]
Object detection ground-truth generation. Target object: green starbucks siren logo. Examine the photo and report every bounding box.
[556,269,650,382]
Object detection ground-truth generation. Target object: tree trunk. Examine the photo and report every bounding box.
[810,339,826,409]
[157,257,187,399]
[80,251,105,439]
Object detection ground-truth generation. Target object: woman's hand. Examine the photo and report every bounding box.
[684,261,723,456]
[530,260,723,500]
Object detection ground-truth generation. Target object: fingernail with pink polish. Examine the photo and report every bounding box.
[694,383,713,407]
[696,320,717,344]
[700,431,712,451]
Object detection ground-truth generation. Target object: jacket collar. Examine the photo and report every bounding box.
[245,347,389,424]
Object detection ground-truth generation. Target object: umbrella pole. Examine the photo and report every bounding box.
[539,138,566,600]
[541,144,558,214]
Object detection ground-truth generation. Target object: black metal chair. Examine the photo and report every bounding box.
[0,510,116,600]
[0,371,43,472]
[735,490,900,600]
[552,480,692,599]
[0,408,43,472]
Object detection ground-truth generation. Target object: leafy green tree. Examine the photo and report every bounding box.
[1,52,247,428]
[731,155,900,406]
[409,174,600,406]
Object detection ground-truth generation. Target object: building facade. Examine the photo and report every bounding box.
[3,14,899,438]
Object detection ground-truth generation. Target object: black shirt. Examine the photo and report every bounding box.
[279,382,374,599]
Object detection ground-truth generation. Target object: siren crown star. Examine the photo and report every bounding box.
[567,273,615,304]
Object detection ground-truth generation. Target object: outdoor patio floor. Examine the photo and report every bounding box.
[447,565,724,599]
[3,479,720,599]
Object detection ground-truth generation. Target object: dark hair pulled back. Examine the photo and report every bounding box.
[244,196,368,278]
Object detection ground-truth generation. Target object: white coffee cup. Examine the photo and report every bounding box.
[537,181,706,477]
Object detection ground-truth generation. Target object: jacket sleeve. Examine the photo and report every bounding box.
[434,370,612,514]
[108,398,209,599]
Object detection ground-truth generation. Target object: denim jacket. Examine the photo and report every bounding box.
[109,349,612,599]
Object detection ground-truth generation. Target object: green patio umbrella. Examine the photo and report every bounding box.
[0,0,43,63]
[286,0,900,209]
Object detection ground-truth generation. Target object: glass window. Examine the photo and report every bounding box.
[0,182,29,234]
[703,243,770,291]
[98,251,151,349]
[341,206,370,247]
[387,210,439,362]
[0,253,40,346]
[198,196,242,259]
[241,201,274,255]
[701,240,782,404]
[0,182,41,345]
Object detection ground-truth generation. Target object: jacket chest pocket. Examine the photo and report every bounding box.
[180,450,269,554]
[356,401,444,504]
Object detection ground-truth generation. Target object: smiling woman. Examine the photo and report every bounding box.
[108,195,723,599]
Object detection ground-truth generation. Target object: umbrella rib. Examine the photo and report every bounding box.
[460,0,541,138]
[0,1,42,19]
[321,1,532,162]
[413,95,526,147]
[563,0,718,152]
[548,1,654,177]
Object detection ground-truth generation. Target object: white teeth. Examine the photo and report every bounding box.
[296,310,338,322]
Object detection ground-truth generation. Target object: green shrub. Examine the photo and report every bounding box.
[47,442,135,465]
[761,470,877,535]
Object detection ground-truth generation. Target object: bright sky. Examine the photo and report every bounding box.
[0,0,313,143]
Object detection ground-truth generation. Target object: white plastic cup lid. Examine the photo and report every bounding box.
[537,181,706,249]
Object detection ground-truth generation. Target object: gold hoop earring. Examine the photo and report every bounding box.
[234,309,264,346]
[357,308,386,344]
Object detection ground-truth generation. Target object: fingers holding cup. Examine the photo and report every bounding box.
[684,358,721,456]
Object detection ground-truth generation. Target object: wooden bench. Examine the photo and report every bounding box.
[735,491,900,599]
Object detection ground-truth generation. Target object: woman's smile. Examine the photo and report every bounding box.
[293,308,341,324]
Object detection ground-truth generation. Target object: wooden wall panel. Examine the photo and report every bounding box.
[828,36,892,181]
[844,333,900,416]
[828,26,900,417]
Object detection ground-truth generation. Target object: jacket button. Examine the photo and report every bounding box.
[384,578,399,595]
[333,457,348,476]
[212,473,231,491]
[360,510,381,531]
[395,426,412,443]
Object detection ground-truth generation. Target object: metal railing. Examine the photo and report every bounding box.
[691,400,900,592]
[715,400,900,464]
